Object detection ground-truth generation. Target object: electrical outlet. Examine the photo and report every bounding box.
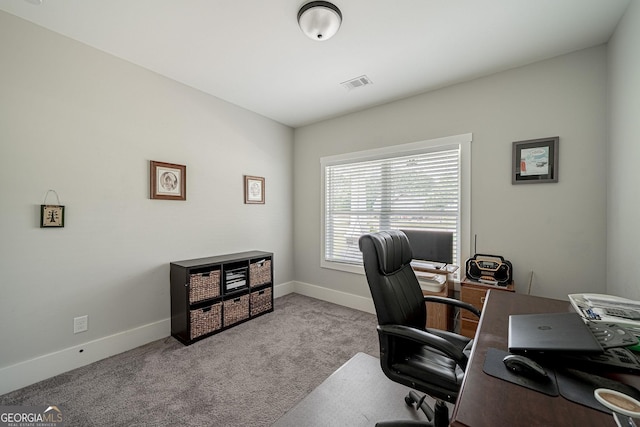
[74,315,88,334]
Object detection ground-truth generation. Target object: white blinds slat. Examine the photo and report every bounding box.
[324,147,461,265]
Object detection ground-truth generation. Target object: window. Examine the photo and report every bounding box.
[321,133,472,275]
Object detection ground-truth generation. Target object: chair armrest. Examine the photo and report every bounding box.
[423,295,481,318]
[377,324,468,367]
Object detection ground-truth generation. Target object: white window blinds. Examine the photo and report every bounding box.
[322,139,466,269]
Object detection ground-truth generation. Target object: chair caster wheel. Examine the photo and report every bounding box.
[405,395,415,407]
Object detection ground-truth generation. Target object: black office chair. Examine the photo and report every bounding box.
[359,230,481,427]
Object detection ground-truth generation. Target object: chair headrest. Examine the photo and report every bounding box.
[361,230,413,275]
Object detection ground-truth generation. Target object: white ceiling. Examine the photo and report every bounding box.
[0,0,631,128]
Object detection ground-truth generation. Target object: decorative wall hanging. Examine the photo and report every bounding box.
[150,161,186,200]
[40,189,65,228]
[244,175,265,204]
[512,137,559,184]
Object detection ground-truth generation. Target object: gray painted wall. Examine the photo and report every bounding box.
[0,12,294,369]
[293,46,608,302]
[607,0,640,299]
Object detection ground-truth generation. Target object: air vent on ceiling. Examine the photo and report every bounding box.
[341,75,373,91]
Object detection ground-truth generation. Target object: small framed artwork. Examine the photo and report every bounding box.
[40,204,65,228]
[512,137,559,184]
[244,175,265,204]
[150,161,186,200]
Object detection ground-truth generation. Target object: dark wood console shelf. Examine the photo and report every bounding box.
[170,250,273,345]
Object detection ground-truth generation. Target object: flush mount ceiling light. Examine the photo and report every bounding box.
[297,1,342,41]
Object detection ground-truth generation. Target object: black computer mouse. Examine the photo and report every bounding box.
[502,354,549,381]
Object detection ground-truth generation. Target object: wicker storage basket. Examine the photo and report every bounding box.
[224,294,250,327]
[249,259,271,288]
[250,288,272,316]
[189,270,220,303]
[190,303,222,340]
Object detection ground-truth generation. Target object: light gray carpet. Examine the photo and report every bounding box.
[274,352,429,426]
[0,294,380,426]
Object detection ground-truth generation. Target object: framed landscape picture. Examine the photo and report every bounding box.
[512,137,559,184]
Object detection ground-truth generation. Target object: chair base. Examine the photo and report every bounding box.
[375,392,449,427]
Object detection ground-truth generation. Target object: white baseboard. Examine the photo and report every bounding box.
[273,280,296,298]
[287,280,375,314]
[1,281,371,396]
[0,318,169,395]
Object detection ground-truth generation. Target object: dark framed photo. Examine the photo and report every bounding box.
[150,161,186,200]
[40,205,65,228]
[244,175,265,204]
[512,137,559,184]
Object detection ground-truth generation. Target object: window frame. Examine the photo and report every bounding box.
[320,133,472,276]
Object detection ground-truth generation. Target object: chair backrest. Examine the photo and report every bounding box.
[359,230,426,329]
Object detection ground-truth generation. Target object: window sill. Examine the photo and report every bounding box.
[320,259,365,276]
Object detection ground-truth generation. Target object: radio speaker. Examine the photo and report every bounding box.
[465,254,513,286]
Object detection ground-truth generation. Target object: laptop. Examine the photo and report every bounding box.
[508,312,603,354]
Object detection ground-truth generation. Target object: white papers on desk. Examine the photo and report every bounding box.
[411,260,456,293]
[411,260,445,270]
[414,270,446,292]
[569,293,640,331]
[410,260,458,274]
[414,270,446,284]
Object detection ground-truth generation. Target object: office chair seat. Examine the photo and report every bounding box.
[393,344,466,391]
[359,230,481,427]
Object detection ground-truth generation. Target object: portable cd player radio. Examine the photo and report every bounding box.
[465,254,513,286]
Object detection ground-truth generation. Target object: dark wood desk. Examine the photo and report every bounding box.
[450,290,616,427]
